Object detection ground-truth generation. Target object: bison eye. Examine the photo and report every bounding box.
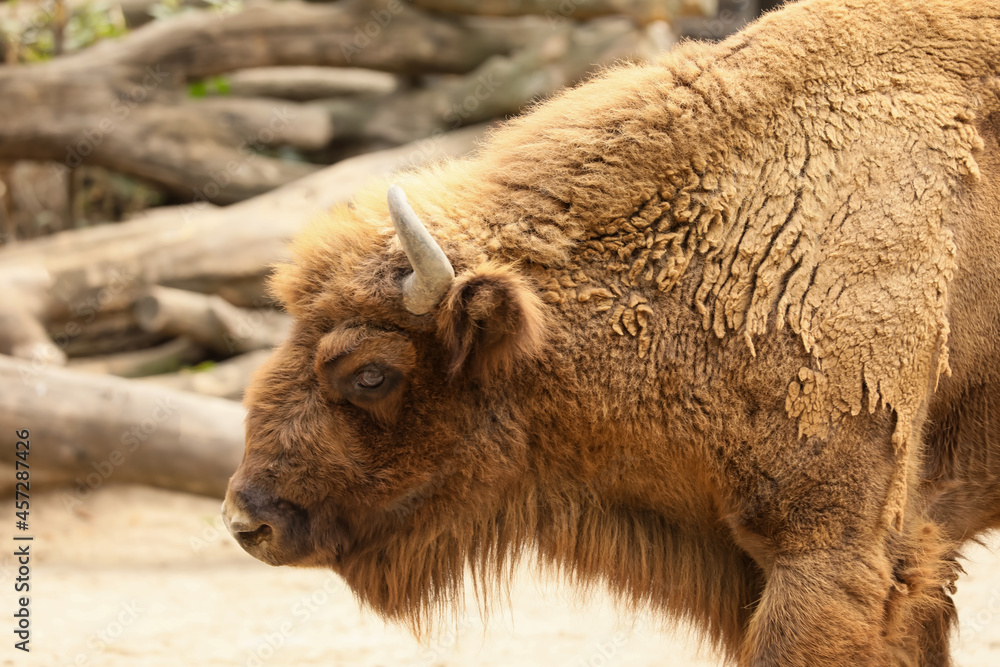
[355,366,385,389]
[331,362,403,407]
[316,331,414,424]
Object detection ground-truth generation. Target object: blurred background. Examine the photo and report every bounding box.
[2,0,1000,665]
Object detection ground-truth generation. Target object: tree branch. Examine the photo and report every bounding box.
[0,354,244,497]
[0,124,489,324]
[134,287,290,355]
[55,0,539,80]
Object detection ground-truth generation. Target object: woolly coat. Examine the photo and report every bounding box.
[231,1,1000,664]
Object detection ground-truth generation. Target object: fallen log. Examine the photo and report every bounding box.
[52,0,538,80]
[138,349,272,400]
[0,264,53,317]
[0,123,488,324]
[0,165,12,242]
[117,0,210,29]
[327,18,660,145]
[0,354,245,498]
[47,309,165,359]
[214,277,280,310]
[0,464,77,496]
[0,297,66,366]
[0,78,328,204]
[410,0,716,19]
[134,286,290,355]
[0,267,64,365]
[66,337,206,377]
[188,97,333,152]
[224,67,400,101]
[0,1,541,197]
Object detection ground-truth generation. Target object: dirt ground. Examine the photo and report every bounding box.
[1,484,999,667]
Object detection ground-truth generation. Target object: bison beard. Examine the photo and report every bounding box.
[223,0,1000,665]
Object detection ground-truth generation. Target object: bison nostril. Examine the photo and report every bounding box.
[236,523,273,547]
[222,492,311,565]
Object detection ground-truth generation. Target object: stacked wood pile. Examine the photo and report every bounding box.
[0,0,729,496]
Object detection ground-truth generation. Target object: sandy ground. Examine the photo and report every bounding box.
[0,485,998,667]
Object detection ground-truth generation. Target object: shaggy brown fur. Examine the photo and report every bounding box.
[224,1,1000,664]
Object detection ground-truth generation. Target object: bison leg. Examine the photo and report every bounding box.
[739,547,897,666]
[883,520,959,667]
[724,413,943,666]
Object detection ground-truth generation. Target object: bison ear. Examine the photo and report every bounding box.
[435,263,545,381]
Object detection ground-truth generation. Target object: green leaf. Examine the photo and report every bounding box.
[188,80,208,98]
[189,361,217,372]
[213,76,232,95]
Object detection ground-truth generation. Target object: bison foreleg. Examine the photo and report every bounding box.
[739,547,897,667]
[722,415,932,666]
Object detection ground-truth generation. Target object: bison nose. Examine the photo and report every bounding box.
[224,510,274,550]
[222,486,311,566]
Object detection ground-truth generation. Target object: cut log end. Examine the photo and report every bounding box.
[134,293,167,333]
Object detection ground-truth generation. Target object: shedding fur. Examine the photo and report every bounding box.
[225,1,1000,665]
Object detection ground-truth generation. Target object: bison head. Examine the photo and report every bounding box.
[222,183,549,623]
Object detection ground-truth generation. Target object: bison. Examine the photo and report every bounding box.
[222,0,1000,664]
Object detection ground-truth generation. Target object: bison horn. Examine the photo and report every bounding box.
[387,184,455,315]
